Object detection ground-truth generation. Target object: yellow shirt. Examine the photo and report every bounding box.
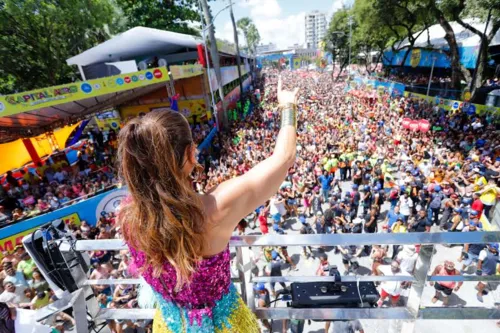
[474,176,487,191]
[479,185,499,206]
[392,224,407,233]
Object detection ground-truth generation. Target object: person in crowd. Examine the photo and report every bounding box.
[377,260,405,307]
[429,261,462,306]
[475,243,499,302]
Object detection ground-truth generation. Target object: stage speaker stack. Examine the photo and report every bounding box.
[22,219,101,321]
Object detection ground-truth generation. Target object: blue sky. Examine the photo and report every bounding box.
[209,0,351,48]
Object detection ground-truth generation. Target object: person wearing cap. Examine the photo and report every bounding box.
[458,232,486,273]
[428,185,444,226]
[264,250,286,297]
[254,283,271,331]
[429,261,462,305]
[475,243,499,302]
[299,217,315,258]
[471,193,484,219]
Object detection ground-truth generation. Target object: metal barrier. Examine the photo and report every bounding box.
[37,232,500,332]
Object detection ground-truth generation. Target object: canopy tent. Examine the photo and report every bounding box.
[0,122,80,175]
[67,27,202,67]
[383,19,500,69]
[0,67,170,143]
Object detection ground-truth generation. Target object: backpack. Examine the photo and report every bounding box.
[429,193,443,209]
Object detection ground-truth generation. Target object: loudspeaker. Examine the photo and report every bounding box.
[290,281,380,308]
[22,219,90,296]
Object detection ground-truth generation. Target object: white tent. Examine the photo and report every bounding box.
[394,19,500,50]
[67,27,203,67]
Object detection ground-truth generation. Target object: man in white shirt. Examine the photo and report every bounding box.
[377,261,406,307]
[398,193,413,221]
[418,160,432,178]
[0,281,30,305]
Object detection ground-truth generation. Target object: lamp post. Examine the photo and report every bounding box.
[348,16,354,76]
[427,55,437,96]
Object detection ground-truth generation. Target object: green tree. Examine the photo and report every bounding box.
[115,0,204,36]
[237,17,251,53]
[247,23,261,55]
[324,7,352,80]
[427,0,500,93]
[371,0,433,69]
[0,0,118,94]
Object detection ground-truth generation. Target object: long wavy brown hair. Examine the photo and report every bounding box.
[117,110,205,288]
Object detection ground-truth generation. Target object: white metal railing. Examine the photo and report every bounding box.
[35,232,500,333]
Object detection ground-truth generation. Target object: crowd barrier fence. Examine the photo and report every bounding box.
[34,232,500,333]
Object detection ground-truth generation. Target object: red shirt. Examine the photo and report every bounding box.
[471,199,484,218]
[259,216,269,234]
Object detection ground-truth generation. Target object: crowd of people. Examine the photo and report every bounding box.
[0,67,499,332]
[0,130,120,226]
[0,118,215,228]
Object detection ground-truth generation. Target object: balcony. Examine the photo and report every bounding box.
[32,231,500,332]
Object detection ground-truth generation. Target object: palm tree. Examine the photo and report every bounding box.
[237,17,251,54]
[247,24,261,55]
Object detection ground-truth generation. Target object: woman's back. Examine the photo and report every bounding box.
[117,80,298,332]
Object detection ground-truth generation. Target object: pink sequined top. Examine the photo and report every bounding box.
[128,244,231,314]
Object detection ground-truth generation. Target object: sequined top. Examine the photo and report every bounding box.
[128,245,231,323]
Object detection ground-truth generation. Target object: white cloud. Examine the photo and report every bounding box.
[240,0,282,18]
[253,12,305,48]
[215,0,304,49]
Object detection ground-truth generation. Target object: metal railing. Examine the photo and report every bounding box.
[37,232,500,332]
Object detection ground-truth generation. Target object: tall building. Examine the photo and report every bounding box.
[305,11,327,50]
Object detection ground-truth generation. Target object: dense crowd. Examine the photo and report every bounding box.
[0,68,499,332]
[0,118,215,228]
[0,130,120,226]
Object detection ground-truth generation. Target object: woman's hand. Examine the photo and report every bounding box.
[277,77,299,107]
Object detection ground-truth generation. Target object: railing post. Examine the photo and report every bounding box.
[403,244,435,333]
[72,289,90,333]
[239,246,255,311]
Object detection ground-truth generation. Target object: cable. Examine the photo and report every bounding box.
[356,275,364,308]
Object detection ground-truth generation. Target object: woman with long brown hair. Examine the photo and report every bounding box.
[117,78,299,332]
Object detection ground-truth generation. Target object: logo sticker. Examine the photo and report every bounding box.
[145,72,153,80]
[153,69,163,79]
[80,83,92,94]
[116,78,124,85]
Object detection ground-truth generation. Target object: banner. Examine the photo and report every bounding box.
[0,67,170,117]
[0,188,128,255]
[383,46,478,69]
[349,76,405,97]
[170,64,204,80]
[208,65,250,92]
[403,91,500,115]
